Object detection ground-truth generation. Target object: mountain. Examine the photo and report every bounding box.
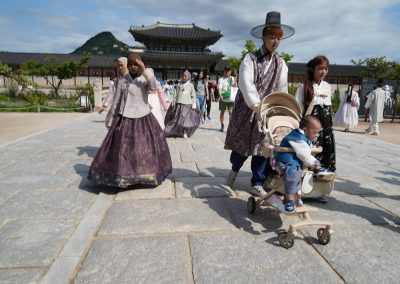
[71,31,130,56]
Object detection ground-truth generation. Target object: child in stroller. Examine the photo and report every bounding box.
[246,92,335,248]
[276,115,321,212]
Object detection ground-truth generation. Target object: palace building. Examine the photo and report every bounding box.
[0,21,364,90]
[128,22,224,80]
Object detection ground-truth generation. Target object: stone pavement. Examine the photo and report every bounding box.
[0,103,399,283]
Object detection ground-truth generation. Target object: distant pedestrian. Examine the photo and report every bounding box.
[164,70,200,138]
[194,70,209,124]
[365,79,386,135]
[333,84,360,131]
[99,57,128,115]
[218,66,237,132]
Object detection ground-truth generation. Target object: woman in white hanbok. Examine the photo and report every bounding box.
[333,84,360,131]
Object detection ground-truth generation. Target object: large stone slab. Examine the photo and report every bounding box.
[196,161,251,177]
[304,225,400,283]
[230,176,254,197]
[0,174,75,191]
[303,192,400,225]
[170,162,199,178]
[75,236,191,283]
[98,199,237,235]
[224,197,299,234]
[0,270,45,284]
[0,218,77,268]
[116,179,174,200]
[0,190,17,205]
[0,160,67,176]
[180,149,230,162]
[333,175,399,197]
[0,190,95,219]
[175,177,235,198]
[167,142,194,153]
[363,195,400,218]
[189,232,343,284]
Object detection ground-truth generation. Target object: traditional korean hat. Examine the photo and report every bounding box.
[250,11,295,39]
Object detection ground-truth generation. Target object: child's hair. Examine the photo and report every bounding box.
[303,55,330,108]
[299,115,321,129]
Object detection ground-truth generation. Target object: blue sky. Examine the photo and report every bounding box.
[1,0,399,64]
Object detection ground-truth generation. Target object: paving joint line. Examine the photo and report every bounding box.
[39,192,115,284]
[184,235,195,284]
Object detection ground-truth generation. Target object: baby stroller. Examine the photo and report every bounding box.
[246,92,335,248]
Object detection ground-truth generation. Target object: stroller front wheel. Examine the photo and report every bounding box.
[278,232,294,249]
[317,228,331,245]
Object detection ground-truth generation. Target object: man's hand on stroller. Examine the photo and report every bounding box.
[251,103,262,121]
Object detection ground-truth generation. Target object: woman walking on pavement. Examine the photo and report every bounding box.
[88,53,172,188]
[218,66,237,132]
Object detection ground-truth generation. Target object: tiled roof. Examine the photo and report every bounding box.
[140,50,223,62]
[0,52,120,68]
[129,23,222,44]
[288,62,364,76]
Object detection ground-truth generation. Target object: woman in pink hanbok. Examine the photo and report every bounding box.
[333,84,360,131]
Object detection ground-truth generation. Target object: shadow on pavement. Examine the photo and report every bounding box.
[77,146,99,159]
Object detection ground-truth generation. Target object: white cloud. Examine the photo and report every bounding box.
[19,8,79,28]
[0,16,14,25]
[1,0,399,63]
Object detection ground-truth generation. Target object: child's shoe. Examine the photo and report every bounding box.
[284,199,296,212]
[314,167,329,174]
[219,124,224,132]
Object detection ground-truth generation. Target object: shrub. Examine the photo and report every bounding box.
[332,89,340,112]
[288,84,299,96]
[5,79,19,99]
[22,90,48,105]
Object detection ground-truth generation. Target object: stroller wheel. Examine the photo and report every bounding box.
[317,228,331,245]
[247,197,257,214]
[278,232,294,249]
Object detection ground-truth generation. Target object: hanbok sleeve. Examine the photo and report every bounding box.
[156,84,169,110]
[103,83,116,110]
[239,53,260,110]
[143,68,157,92]
[365,92,374,109]
[275,59,288,93]
[295,84,305,114]
[105,79,123,128]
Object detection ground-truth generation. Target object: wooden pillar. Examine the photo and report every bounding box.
[101,67,104,86]
[87,67,90,84]
[163,67,167,80]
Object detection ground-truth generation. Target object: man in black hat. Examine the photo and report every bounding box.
[224,11,295,197]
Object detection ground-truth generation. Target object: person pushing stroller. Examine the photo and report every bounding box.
[276,115,322,212]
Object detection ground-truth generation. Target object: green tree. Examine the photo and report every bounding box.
[388,61,400,94]
[21,53,91,97]
[277,51,294,64]
[240,40,257,60]
[228,40,294,72]
[0,61,36,92]
[351,56,391,80]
